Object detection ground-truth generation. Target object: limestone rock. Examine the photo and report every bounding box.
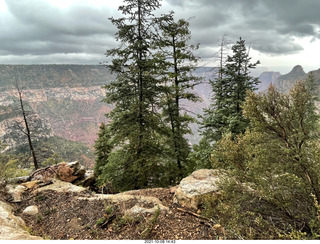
[78,193,169,216]
[0,201,42,240]
[22,206,39,216]
[173,169,225,209]
[5,185,27,202]
[36,179,86,193]
[125,204,167,216]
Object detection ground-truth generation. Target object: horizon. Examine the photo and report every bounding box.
[0,63,317,77]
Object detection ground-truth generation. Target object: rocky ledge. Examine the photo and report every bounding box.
[1,165,226,240]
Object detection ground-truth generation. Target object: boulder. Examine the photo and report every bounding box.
[22,206,39,216]
[173,169,225,209]
[0,201,42,240]
[28,161,86,183]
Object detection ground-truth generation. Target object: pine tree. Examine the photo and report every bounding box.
[95,0,167,191]
[202,37,260,143]
[155,13,201,181]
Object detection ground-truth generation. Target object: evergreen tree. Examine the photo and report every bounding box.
[202,37,260,143]
[95,0,167,191]
[155,13,201,181]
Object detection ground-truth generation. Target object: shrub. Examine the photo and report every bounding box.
[206,81,320,239]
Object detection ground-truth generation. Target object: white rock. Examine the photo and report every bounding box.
[0,201,42,240]
[6,185,27,202]
[125,204,168,216]
[36,179,86,193]
[174,169,225,209]
[23,206,39,216]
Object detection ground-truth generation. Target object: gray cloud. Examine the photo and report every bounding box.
[0,0,118,63]
[0,0,319,64]
[167,0,320,55]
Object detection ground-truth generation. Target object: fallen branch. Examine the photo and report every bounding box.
[177,207,211,221]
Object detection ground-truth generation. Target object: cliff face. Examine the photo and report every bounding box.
[0,86,111,145]
[272,65,320,94]
[0,65,114,150]
[0,64,114,90]
[0,65,214,148]
[257,71,281,91]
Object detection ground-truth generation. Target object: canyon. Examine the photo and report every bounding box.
[0,64,319,166]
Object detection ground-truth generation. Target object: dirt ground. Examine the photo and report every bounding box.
[7,186,222,240]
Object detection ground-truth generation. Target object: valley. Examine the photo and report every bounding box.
[0,64,319,167]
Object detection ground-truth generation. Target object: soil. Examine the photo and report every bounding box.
[6,186,221,240]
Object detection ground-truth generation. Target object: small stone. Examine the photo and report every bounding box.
[23,206,39,216]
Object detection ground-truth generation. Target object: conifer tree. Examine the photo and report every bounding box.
[155,13,201,181]
[202,37,260,143]
[95,0,167,191]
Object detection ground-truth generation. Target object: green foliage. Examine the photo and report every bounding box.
[0,143,29,182]
[98,0,167,190]
[35,195,47,202]
[187,138,212,172]
[200,180,280,239]
[95,0,201,191]
[207,81,320,239]
[14,136,94,168]
[96,217,107,226]
[155,13,201,181]
[41,153,63,167]
[140,207,160,239]
[201,37,260,144]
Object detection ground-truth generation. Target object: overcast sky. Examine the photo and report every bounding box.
[0,0,319,74]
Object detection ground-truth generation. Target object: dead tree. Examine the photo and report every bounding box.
[16,83,39,169]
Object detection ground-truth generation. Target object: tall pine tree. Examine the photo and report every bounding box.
[95,0,167,191]
[155,13,201,182]
[202,37,260,143]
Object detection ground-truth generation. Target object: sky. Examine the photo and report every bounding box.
[0,0,320,74]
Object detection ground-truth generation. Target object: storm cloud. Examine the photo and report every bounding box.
[0,0,319,64]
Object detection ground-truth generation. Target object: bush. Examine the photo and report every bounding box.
[0,144,29,183]
[206,81,320,239]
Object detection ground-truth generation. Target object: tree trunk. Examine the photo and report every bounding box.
[17,86,39,170]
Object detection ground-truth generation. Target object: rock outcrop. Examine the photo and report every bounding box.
[273,65,306,93]
[35,179,87,193]
[0,201,42,240]
[257,71,281,92]
[78,192,169,216]
[173,169,225,209]
[29,161,87,183]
